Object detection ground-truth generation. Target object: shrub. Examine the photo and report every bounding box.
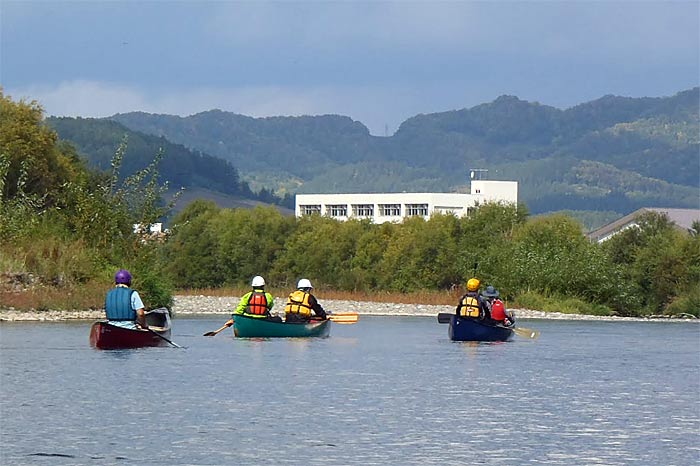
[512,291,613,316]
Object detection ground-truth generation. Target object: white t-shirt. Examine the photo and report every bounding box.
[131,290,145,310]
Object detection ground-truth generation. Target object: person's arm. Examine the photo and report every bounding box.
[234,292,251,315]
[479,297,490,320]
[309,295,327,319]
[131,291,147,328]
[136,308,147,328]
[266,292,275,315]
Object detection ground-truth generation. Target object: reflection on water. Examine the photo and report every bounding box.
[1,317,698,465]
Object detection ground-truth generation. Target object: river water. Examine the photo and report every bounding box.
[1,316,698,465]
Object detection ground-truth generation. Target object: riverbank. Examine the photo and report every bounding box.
[0,295,696,322]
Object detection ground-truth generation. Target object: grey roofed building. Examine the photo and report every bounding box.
[587,208,700,243]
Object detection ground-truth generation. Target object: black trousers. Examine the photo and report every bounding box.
[285,313,311,323]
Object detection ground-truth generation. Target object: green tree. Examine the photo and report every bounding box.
[164,200,225,288]
[215,206,294,286]
[452,202,528,292]
[271,214,360,289]
[0,92,175,309]
[375,214,460,291]
[348,222,396,290]
[508,214,629,310]
[602,211,690,314]
[0,92,81,204]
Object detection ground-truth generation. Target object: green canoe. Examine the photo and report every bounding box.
[233,314,331,338]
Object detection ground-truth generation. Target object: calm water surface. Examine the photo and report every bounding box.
[1,316,698,465]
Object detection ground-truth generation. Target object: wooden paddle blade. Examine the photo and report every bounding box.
[513,326,540,339]
[328,313,359,324]
[437,313,453,324]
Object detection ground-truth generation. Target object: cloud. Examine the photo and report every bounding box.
[205,2,476,47]
[204,1,698,62]
[6,81,150,117]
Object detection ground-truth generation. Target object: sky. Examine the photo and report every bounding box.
[2,1,698,136]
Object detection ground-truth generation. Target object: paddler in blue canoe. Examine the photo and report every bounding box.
[455,277,489,320]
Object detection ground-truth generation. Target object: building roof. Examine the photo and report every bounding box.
[587,208,700,242]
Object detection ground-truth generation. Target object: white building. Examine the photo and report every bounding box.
[133,223,163,234]
[295,180,518,223]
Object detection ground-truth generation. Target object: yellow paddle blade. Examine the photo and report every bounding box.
[513,326,540,339]
[328,313,359,324]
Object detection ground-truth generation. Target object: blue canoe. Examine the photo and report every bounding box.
[233,314,331,338]
[448,315,514,342]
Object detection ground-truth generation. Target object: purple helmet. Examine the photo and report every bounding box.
[115,269,132,285]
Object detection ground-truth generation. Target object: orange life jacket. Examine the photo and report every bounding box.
[246,291,268,315]
[491,299,506,321]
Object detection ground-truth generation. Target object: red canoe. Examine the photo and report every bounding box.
[89,308,172,349]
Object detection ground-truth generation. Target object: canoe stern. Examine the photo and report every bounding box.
[448,315,514,342]
[89,321,172,349]
[233,315,331,338]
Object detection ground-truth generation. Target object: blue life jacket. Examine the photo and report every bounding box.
[105,287,136,321]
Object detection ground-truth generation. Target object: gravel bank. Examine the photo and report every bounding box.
[1,295,696,322]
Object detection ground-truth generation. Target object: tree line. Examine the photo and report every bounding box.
[163,200,699,317]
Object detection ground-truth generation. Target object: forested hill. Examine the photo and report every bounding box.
[46,117,292,209]
[109,89,700,218]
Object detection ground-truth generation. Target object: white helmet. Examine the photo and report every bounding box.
[297,278,313,289]
[251,275,265,287]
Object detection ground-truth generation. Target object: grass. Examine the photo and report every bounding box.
[0,281,106,311]
[512,291,613,316]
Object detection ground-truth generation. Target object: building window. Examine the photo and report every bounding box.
[435,207,459,215]
[405,203,429,216]
[300,205,321,216]
[379,204,401,216]
[327,204,348,217]
[352,204,374,217]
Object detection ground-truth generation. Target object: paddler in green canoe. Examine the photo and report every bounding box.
[234,275,282,322]
[284,278,328,323]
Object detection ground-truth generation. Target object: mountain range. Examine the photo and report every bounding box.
[47,87,699,228]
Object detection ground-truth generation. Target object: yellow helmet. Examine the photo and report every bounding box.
[466,278,480,292]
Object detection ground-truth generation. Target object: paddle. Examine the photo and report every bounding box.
[512,326,540,339]
[147,328,185,348]
[203,319,234,337]
[437,312,453,324]
[327,313,359,324]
